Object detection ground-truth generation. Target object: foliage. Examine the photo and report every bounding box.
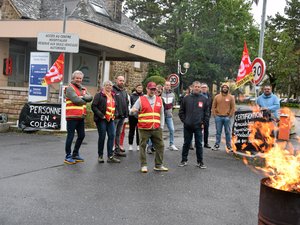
[125,0,299,99]
[281,102,300,108]
[124,0,259,90]
[264,0,300,99]
[85,103,96,129]
[143,76,166,88]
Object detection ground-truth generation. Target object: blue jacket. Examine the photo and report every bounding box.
[256,93,280,118]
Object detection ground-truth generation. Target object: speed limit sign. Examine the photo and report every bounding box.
[252,58,266,85]
[167,73,180,88]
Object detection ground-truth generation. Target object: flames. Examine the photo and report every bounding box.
[235,107,300,192]
[261,143,300,192]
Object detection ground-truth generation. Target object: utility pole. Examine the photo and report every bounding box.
[258,0,267,58]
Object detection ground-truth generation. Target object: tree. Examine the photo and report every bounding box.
[264,0,300,98]
[124,0,259,90]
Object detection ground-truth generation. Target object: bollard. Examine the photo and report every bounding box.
[277,113,290,141]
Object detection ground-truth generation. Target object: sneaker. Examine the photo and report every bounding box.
[141,166,148,173]
[136,145,140,151]
[107,156,121,163]
[204,144,211,149]
[64,157,76,165]
[153,165,169,172]
[212,144,220,151]
[128,145,133,151]
[226,146,233,153]
[98,156,104,163]
[114,151,127,157]
[197,162,207,169]
[189,145,194,150]
[169,144,179,151]
[178,161,188,167]
[120,148,125,153]
[72,155,84,162]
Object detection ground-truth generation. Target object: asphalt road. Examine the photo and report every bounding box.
[2,111,298,225]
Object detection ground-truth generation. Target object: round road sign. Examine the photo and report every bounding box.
[167,74,180,88]
[252,57,266,85]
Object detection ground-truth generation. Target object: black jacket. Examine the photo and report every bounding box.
[92,91,118,122]
[130,91,143,108]
[113,85,129,118]
[179,93,210,129]
[201,92,213,118]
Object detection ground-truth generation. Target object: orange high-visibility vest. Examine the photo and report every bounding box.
[65,84,87,119]
[105,95,116,121]
[138,95,162,129]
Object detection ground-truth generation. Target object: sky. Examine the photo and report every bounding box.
[251,0,287,24]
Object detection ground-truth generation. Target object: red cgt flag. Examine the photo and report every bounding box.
[42,53,64,86]
[236,41,253,89]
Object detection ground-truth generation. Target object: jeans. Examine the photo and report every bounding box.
[139,128,164,167]
[65,119,85,158]
[215,116,232,147]
[165,117,175,146]
[182,125,203,163]
[96,119,115,157]
[114,117,125,152]
[128,115,139,145]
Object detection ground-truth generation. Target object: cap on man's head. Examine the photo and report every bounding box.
[147,82,157,89]
[221,82,229,88]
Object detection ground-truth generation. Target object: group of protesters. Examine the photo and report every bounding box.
[63,70,279,173]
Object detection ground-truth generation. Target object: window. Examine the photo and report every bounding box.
[90,2,109,17]
[72,52,99,87]
[134,62,141,68]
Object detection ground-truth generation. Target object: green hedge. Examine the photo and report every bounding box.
[143,76,166,87]
[281,102,300,108]
[85,103,96,128]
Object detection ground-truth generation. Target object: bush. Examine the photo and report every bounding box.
[85,103,96,128]
[143,76,166,87]
[281,102,300,108]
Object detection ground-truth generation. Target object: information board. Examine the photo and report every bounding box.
[28,52,50,102]
[37,32,79,53]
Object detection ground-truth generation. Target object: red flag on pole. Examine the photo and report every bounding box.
[236,41,253,89]
[42,53,64,86]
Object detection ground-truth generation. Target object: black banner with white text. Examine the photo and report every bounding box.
[18,103,61,130]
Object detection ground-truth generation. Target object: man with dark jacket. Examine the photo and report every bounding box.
[178,81,210,168]
[200,83,213,148]
[113,75,129,157]
[128,83,144,151]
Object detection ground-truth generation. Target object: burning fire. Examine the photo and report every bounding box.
[235,107,300,192]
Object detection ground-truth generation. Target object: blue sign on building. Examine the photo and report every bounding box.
[30,64,48,85]
[29,86,47,97]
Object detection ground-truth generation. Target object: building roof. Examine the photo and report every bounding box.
[9,0,158,47]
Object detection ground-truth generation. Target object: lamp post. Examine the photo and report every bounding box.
[177,60,190,96]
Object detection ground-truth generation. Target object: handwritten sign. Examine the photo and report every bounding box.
[232,109,271,152]
[18,103,61,130]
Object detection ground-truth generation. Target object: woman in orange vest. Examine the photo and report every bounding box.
[92,80,120,163]
[64,70,93,164]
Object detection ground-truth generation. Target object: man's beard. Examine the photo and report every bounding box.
[221,90,228,94]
